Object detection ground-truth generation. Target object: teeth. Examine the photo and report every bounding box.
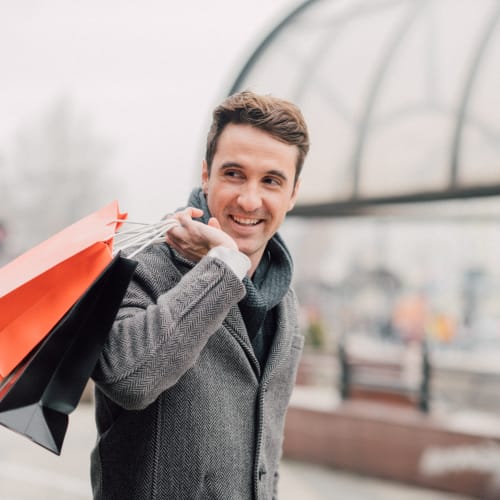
[233,216,259,225]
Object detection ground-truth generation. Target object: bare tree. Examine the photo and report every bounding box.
[3,97,116,256]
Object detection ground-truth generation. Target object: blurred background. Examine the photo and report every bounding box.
[2,0,500,498]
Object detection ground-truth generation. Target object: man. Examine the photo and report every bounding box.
[91,90,310,499]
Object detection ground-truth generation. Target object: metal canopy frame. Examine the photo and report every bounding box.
[229,0,500,217]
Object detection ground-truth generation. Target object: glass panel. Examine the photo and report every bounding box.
[231,0,500,206]
[460,12,500,186]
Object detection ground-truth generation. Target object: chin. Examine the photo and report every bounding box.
[233,241,252,256]
[237,242,263,259]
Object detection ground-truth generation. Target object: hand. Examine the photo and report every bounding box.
[165,207,238,262]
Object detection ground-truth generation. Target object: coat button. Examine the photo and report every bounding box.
[258,467,267,480]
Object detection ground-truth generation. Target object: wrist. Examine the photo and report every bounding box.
[207,246,250,280]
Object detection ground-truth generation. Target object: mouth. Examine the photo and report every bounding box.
[230,215,263,226]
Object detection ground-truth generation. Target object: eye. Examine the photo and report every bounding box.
[224,169,243,179]
[263,176,282,187]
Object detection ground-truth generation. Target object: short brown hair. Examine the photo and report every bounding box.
[205,90,309,184]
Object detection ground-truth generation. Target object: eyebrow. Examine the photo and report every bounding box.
[220,162,242,170]
[220,163,290,182]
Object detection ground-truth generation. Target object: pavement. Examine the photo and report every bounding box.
[0,402,473,500]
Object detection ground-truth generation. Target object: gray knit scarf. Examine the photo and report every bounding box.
[186,188,293,367]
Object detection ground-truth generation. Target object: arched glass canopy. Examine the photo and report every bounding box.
[229,0,500,216]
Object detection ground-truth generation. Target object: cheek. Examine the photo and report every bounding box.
[207,188,232,216]
[267,200,290,224]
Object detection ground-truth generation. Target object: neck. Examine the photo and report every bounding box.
[247,249,267,278]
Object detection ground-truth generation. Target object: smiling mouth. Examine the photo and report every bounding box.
[230,215,262,226]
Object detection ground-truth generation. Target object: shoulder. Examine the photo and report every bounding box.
[284,286,299,309]
[276,287,300,326]
[125,244,183,300]
[132,243,175,270]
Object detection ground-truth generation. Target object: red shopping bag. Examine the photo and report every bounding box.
[0,201,126,377]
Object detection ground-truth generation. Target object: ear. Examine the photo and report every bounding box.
[287,178,301,212]
[201,160,209,194]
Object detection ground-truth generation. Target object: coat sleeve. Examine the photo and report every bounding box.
[92,247,246,410]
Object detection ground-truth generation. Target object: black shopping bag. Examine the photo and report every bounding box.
[0,253,137,454]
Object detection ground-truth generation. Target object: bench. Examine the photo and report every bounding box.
[338,338,431,412]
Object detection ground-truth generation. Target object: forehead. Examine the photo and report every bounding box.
[214,123,298,175]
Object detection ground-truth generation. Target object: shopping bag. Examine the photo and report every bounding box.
[0,201,126,377]
[0,253,137,454]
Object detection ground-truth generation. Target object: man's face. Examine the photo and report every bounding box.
[202,123,300,269]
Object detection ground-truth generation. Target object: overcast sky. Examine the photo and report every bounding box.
[0,0,297,221]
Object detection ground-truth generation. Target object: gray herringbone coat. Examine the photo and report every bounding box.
[91,243,303,499]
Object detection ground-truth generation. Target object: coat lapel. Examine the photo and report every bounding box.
[261,295,295,385]
[224,305,261,378]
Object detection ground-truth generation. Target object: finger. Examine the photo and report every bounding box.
[207,217,221,230]
[174,207,203,227]
[189,207,204,218]
[176,207,203,219]
[175,211,193,228]
[165,221,183,243]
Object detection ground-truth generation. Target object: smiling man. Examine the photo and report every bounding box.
[91,91,310,500]
[201,121,299,276]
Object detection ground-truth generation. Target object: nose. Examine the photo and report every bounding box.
[237,183,262,212]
